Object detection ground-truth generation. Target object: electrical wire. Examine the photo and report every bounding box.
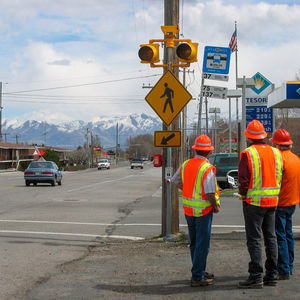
[4,74,160,94]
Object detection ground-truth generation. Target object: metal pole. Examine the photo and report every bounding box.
[197,77,204,136]
[229,97,232,153]
[182,68,186,163]
[116,123,119,166]
[214,110,217,152]
[205,96,208,135]
[241,76,247,150]
[0,82,2,142]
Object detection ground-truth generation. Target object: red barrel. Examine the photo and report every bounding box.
[153,154,162,167]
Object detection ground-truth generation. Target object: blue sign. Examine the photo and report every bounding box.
[202,46,231,74]
[246,106,273,132]
[286,82,300,100]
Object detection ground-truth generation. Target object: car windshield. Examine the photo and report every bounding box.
[132,159,142,162]
[99,159,108,163]
[29,162,53,169]
[217,157,239,166]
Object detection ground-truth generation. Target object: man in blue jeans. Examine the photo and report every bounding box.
[270,129,300,279]
[171,135,220,287]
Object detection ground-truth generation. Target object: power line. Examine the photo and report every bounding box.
[4,74,160,94]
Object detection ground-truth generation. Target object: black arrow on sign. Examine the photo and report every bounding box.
[161,133,175,145]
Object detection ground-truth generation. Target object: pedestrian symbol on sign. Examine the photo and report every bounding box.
[160,83,174,113]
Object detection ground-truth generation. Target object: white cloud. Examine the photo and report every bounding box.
[1,0,299,123]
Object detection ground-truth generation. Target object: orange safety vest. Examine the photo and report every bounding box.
[278,149,300,207]
[180,157,220,217]
[241,144,283,207]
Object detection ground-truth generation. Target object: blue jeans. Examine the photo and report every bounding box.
[275,205,296,275]
[185,211,213,280]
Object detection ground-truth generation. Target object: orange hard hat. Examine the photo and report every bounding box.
[244,120,267,140]
[192,134,214,151]
[269,129,293,145]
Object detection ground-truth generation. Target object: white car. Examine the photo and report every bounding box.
[130,158,144,169]
[97,159,110,170]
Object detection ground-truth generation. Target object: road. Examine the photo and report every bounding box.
[1,162,300,299]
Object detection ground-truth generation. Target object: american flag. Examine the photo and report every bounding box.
[229,29,237,52]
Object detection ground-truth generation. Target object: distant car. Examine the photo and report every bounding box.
[24,161,62,186]
[97,159,111,170]
[208,153,239,189]
[130,158,144,169]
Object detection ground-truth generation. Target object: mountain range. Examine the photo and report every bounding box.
[2,114,162,150]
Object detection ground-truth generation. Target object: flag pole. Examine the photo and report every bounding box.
[234,21,239,153]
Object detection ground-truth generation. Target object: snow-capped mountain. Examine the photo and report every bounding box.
[2,113,162,149]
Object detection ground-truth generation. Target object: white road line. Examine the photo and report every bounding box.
[67,174,134,192]
[0,230,144,241]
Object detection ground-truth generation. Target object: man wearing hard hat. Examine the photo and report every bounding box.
[238,120,283,289]
[171,134,220,287]
[270,129,300,280]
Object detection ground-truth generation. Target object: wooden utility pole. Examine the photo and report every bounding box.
[161,0,180,238]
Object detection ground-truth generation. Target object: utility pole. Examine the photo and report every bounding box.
[180,68,194,163]
[15,134,20,144]
[116,123,119,166]
[0,82,2,142]
[3,133,9,143]
[161,0,180,239]
[90,131,94,167]
[86,128,89,167]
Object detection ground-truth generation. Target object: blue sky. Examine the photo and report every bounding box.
[1,0,300,124]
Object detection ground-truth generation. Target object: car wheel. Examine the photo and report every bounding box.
[33,182,37,186]
[25,181,30,186]
[107,167,110,169]
[141,166,143,169]
[51,177,56,186]
[131,166,133,169]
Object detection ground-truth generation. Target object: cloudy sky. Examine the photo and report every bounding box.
[1,0,300,124]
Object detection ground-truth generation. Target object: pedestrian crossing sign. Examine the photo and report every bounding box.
[145,70,192,126]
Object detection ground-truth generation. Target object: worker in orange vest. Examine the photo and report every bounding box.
[238,120,283,289]
[270,129,300,280]
[171,134,220,287]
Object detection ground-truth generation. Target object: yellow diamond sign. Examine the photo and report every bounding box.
[145,70,192,126]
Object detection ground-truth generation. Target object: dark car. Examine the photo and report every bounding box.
[24,161,62,186]
[208,153,239,189]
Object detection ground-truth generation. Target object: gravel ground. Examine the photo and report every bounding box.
[23,236,300,300]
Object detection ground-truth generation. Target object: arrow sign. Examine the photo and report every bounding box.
[297,88,300,96]
[154,130,181,148]
[161,133,175,145]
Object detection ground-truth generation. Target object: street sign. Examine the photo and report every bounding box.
[202,85,228,99]
[154,130,181,148]
[202,73,229,82]
[245,72,274,132]
[246,106,273,133]
[202,46,231,75]
[145,70,192,126]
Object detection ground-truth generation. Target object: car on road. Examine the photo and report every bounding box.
[208,153,239,189]
[24,161,62,186]
[97,159,111,170]
[130,158,144,169]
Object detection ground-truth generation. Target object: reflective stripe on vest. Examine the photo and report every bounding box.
[245,145,283,206]
[181,159,220,217]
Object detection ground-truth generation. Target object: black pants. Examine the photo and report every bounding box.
[243,201,278,280]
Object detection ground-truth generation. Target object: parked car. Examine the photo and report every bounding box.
[97,159,111,170]
[130,158,144,169]
[208,153,239,189]
[24,161,62,186]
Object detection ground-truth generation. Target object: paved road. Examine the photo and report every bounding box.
[1,163,300,299]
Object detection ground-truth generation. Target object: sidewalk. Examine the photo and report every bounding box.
[23,232,300,300]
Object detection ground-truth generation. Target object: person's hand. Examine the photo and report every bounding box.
[213,205,220,214]
[240,195,247,201]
